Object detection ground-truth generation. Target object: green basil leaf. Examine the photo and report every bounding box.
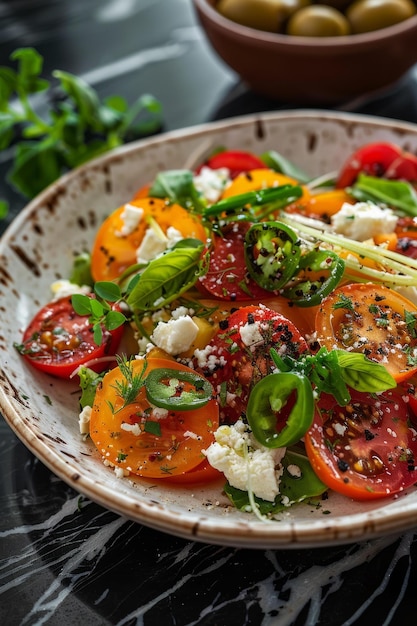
[335,350,396,392]
[353,174,417,216]
[149,169,205,211]
[126,245,205,312]
[261,149,310,183]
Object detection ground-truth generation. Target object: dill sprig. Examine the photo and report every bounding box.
[110,356,147,413]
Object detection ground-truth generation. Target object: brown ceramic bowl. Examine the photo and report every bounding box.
[193,0,417,105]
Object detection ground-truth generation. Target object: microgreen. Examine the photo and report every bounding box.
[71,282,127,345]
[0,47,163,207]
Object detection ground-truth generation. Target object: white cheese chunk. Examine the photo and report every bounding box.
[331,201,397,241]
[136,224,183,265]
[204,420,286,502]
[193,166,231,203]
[78,405,92,435]
[116,203,144,237]
[151,315,199,355]
[50,279,91,301]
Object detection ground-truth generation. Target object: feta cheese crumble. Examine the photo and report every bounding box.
[50,279,91,301]
[204,420,286,502]
[151,315,199,355]
[116,203,144,237]
[193,166,230,203]
[331,201,397,241]
[136,225,183,264]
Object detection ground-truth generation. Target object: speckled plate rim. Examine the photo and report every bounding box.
[2,109,417,549]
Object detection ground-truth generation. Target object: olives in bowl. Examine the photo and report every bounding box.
[216,0,416,37]
[192,0,417,103]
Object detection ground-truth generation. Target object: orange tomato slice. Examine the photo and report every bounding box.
[90,357,219,478]
[91,197,207,281]
[316,283,417,382]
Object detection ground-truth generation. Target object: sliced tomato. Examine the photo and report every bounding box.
[385,153,417,181]
[302,189,353,218]
[395,237,417,259]
[17,296,124,378]
[90,197,207,282]
[316,283,417,383]
[197,221,273,301]
[197,150,267,179]
[336,142,402,188]
[90,357,219,478]
[160,458,223,484]
[305,389,417,500]
[193,304,308,422]
[395,216,417,239]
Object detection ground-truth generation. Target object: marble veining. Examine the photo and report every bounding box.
[1,443,416,625]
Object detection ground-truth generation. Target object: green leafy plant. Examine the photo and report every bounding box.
[0,47,163,207]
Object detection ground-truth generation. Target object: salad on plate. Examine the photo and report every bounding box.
[14,140,417,521]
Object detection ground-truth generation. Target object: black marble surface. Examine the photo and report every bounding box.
[2,1,417,624]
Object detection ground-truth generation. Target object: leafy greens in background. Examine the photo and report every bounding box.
[0,47,163,216]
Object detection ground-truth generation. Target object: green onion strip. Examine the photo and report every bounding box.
[279,214,417,287]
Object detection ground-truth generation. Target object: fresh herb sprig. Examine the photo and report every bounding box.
[270,345,396,406]
[72,282,127,345]
[0,47,163,203]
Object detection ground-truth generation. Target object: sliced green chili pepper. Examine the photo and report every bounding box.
[282,249,345,307]
[244,221,301,291]
[145,368,213,410]
[246,371,314,448]
[203,184,302,219]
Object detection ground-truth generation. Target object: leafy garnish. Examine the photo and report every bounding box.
[78,367,104,409]
[72,282,127,344]
[0,47,163,203]
[271,346,396,406]
[351,174,417,216]
[110,356,147,413]
[149,169,206,212]
[126,242,206,312]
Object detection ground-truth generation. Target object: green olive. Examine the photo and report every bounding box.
[286,5,351,36]
[346,0,416,34]
[216,0,311,34]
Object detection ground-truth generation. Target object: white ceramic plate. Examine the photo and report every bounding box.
[2,110,417,549]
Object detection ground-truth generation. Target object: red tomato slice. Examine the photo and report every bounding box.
[18,296,124,378]
[316,283,417,383]
[197,150,267,179]
[194,304,308,422]
[385,153,417,182]
[90,357,219,478]
[305,389,417,500]
[197,221,273,301]
[336,142,402,188]
[160,458,223,484]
